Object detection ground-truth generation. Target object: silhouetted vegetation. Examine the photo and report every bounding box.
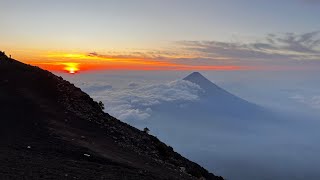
[143,127,150,134]
[98,101,104,110]
[0,51,7,59]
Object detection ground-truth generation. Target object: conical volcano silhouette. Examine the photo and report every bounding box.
[184,72,238,98]
[184,72,220,89]
[182,72,264,118]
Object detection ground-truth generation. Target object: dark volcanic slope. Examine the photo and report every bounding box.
[0,52,223,180]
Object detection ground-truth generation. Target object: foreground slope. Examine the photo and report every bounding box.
[0,52,223,180]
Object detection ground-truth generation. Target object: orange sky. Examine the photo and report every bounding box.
[8,49,249,74]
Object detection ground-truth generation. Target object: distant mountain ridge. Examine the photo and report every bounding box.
[184,72,249,101]
[0,52,223,180]
[184,72,224,92]
[182,72,264,119]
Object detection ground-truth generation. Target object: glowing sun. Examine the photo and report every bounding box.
[63,63,80,74]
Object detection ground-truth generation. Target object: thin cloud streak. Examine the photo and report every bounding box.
[178,31,320,61]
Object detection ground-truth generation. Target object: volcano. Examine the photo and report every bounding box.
[182,72,264,118]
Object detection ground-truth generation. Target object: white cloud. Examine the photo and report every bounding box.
[310,96,320,109]
[84,80,203,121]
[290,95,320,109]
[72,81,113,92]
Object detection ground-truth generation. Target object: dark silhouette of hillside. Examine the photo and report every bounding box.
[0,52,223,180]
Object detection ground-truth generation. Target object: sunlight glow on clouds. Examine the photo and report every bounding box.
[26,51,248,72]
[6,32,320,73]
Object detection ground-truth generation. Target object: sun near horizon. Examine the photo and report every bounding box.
[5,50,252,74]
[63,62,79,74]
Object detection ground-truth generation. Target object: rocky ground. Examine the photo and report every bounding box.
[0,52,223,180]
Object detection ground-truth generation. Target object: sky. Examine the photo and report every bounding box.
[1,0,320,73]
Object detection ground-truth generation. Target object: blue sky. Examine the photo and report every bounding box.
[1,0,320,48]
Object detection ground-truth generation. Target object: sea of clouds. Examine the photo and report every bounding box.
[81,79,203,121]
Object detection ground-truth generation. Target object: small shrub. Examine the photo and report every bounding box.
[98,101,105,110]
[143,127,150,134]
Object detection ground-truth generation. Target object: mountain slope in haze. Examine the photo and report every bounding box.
[184,72,242,99]
[133,72,280,153]
[0,52,223,180]
[147,71,267,125]
[183,72,264,118]
[184,72,230,95]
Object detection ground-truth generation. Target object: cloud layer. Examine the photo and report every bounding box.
[290,94,320,109]
[83,80,203,121]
